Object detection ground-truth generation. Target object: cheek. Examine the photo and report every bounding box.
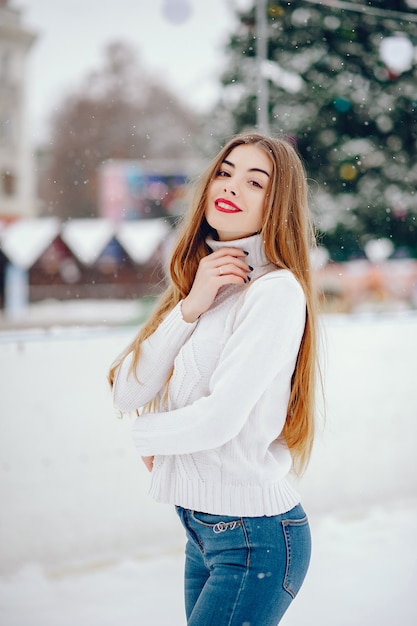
[253,199,266,225]
[253,212,264,230]
[260,192,270,217]
[204,198,216,225]
[206,182,217,205]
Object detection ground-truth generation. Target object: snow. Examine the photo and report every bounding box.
[0,218,60,269]
[116,219,171,264]
[0,303,416,625]
[0,217,172,273]
[60,219,115,266]
[380,35,414,74]
[0,298,145,331]
[1,501,416,626]
[261,60,304,93]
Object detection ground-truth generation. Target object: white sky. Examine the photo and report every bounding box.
[16,0,244,143]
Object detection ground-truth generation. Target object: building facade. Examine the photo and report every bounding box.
[0,0,37,220]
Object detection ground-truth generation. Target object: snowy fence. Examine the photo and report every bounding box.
[1,314,417,574]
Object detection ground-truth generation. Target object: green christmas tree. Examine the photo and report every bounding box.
[212,0,417,260]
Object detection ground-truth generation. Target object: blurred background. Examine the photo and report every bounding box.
[0,1,416,625]
[0,0,417,322]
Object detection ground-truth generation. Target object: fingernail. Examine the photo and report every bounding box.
[247,275,251,281]
[248,265,254,271]
[243,250,249,255]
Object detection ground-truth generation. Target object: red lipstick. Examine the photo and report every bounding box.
[215,198,242,213]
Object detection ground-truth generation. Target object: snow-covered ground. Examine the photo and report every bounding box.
[1,500,416,626]
[0,300,416,625]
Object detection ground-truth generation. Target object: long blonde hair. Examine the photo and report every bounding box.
[109,131,319,473]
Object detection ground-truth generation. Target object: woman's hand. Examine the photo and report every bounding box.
[181,247,252,322]
[141,456,154,472]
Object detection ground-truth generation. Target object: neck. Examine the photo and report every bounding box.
[216,230,260,242]
[206,232,275,279]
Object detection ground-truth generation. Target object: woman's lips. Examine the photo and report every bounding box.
[215,199,242,213]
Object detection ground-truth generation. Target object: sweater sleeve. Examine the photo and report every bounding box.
[131,272,306,456]
[113,301,198,411]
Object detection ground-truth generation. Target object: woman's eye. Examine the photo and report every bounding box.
[217,170,230,178]
[250,180,262,189]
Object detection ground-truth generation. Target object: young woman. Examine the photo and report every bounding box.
[109,131,319,625]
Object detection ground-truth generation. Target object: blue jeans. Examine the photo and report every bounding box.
[175,503,311,626]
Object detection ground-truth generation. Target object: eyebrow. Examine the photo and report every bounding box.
[223,158,270,178]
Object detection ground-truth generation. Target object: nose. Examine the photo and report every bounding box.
[223,184,236,196]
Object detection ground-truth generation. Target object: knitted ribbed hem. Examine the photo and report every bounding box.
[148,472,301,517]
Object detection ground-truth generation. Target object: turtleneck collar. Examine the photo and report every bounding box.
[206,233,276,280]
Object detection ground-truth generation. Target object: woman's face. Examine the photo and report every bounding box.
[205,144,272,241]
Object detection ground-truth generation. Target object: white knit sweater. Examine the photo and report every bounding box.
[113,234,307,517]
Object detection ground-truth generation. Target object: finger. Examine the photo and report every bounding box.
[215,263,250,281]
[141,456,154,472]
[217,273,248,287]
[215,262,245,276]
[214,256,252,274]
[203,251,249,271]
[205,252,251,267]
